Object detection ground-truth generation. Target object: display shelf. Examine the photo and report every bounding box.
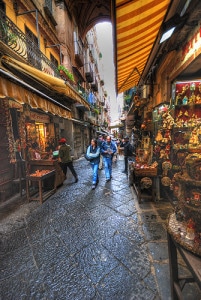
[167,213,201,257]
[133,170,157,203]
[167,228,201,300]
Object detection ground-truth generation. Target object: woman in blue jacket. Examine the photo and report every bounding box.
[86,138,100,189]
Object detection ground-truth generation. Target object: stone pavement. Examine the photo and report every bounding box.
[0,156,200,299]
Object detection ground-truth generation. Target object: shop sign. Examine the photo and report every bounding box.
[182,24,201,62]
[29,111,50,123]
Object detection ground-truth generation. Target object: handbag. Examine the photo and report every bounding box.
[84,154,92,161]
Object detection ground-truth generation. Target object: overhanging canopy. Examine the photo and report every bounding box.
[1,55,90,110]
[115,0,171,93]
[0,75,72,119]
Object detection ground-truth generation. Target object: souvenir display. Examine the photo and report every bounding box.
[167,80,201,256]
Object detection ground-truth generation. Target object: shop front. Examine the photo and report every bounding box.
[152,23,201,260]
[0,73,72,203]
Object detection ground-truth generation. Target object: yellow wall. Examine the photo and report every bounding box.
[3,0,60,67]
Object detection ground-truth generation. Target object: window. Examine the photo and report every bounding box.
[45,0,52,13]
[50,53,58,68]
[25,26,41,68]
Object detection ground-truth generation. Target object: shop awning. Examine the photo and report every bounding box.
[1,55,90,110]
[0,72,72,119]
[115,0,171,93]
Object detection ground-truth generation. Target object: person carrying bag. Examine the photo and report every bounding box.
[86,138,100,189]
[101,135,117,182]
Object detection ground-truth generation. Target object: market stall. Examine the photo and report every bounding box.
[129,144,158,203]
[26,169,56,204]
[28,160,65,188]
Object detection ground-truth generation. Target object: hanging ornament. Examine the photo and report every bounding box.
[162,160,172,176]
[140,177,152,189]
[161,176,171,186]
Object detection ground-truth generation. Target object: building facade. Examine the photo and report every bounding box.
[0,0,110,201]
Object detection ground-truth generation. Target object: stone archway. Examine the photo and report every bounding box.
[63,0,113,39]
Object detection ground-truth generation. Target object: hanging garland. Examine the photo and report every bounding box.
[3,99,16,163]
[18,113,26,154]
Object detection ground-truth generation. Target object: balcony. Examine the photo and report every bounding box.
[74,39,84,67]
[85,62,93,83]
[91,78,98,92]
[0,9,59,77]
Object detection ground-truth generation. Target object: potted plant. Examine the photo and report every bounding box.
[100,79,104,86]
[93,108,99,115]
[58,65,74,82]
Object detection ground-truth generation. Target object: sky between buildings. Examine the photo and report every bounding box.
[95,22,122,123]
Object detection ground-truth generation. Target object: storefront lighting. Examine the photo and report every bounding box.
[159,13,188,44]
[160,27,175,43]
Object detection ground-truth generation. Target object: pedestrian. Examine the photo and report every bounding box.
[86,138,100,189]
[122,136,135,175]
[101,135,117,182]
[97,134,104,170]
[58,138,78,183]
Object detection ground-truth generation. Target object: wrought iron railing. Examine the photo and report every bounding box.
[0,9,92,106]
[0,9,60,77]
[77,84,89,101]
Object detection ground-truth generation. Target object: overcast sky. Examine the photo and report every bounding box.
[95,22,119,122]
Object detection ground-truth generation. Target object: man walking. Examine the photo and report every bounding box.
[101,135,117,182]
[122,136,134,175]
[58,138,78,183]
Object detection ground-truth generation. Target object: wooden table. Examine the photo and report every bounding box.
[28,160,65,187]
[167,231,201,299]
[26,170,56,204]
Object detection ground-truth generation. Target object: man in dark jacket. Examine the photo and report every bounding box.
[122,136,134,174]
[101,135,117,182]
[58,138,78,183]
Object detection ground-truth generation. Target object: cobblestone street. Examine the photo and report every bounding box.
[0,156,200,299]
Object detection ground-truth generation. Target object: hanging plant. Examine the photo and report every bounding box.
[100,80,104,86]
[58,65,74,82]
[93,108,99,114]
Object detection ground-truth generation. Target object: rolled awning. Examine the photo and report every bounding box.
[1,55,90,110]
[115,0,171,93]
[0,74,72,119]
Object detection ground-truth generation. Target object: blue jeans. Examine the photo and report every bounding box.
[90,162,99,184]
[103,156,112,179]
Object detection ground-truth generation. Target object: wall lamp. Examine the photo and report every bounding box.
[159,13,189,44]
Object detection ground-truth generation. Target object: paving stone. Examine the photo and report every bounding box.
[147,241,169,262]
[0,228,28,255]
[96,264,157,300]
[142,222,167,241]
[153,262,171,300]
[101,232,150,280]
[32,233,71,271]
[140,211,159,223]
[0,267,44,300]
[0,245,35,280]
[111,199,137,216]
[75,241,119,284]
[41,256,96,300]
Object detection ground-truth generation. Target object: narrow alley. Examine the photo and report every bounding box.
[0,156,200,299]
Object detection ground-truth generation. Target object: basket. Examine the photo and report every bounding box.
[134,167,157,177]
